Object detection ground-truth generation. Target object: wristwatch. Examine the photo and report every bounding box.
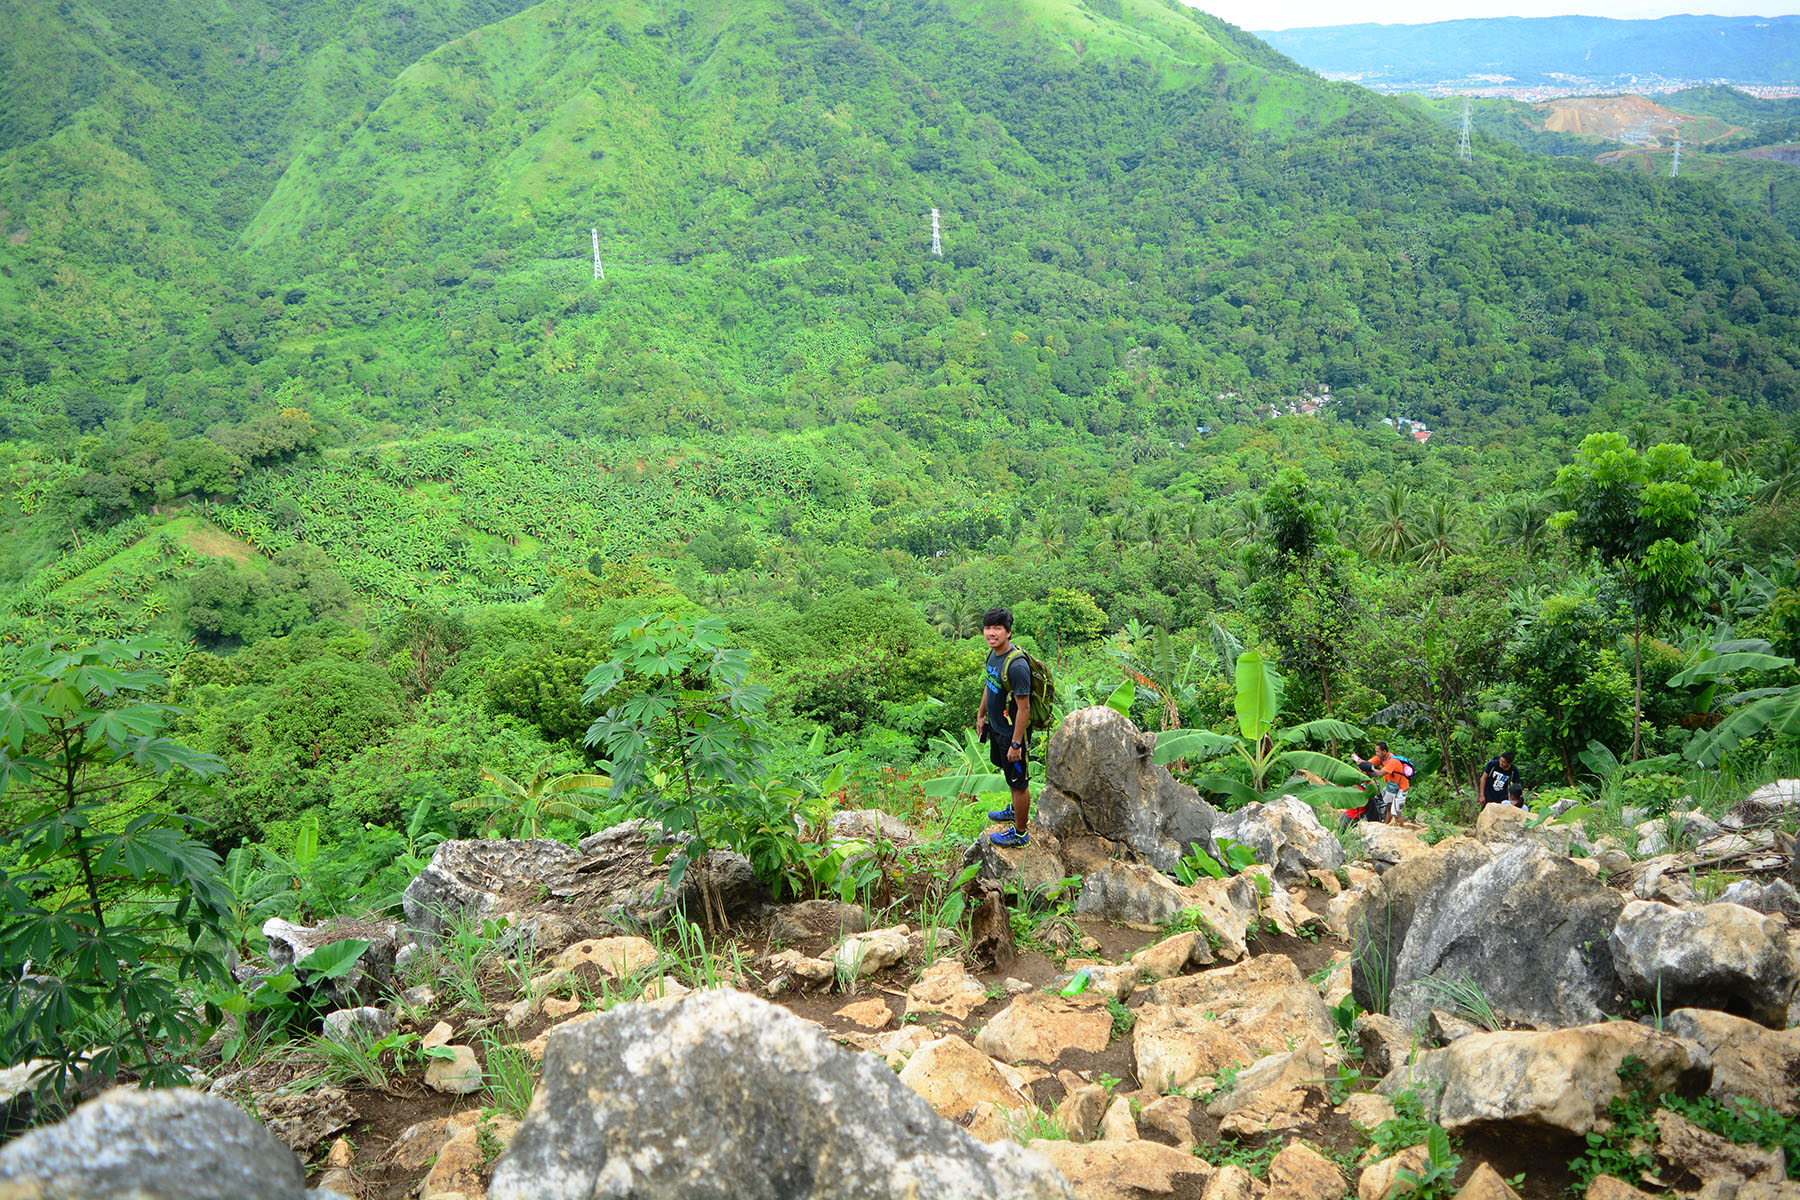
[1010,740,1023,749]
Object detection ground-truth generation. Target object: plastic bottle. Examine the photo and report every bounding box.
[1059,968,1092,997]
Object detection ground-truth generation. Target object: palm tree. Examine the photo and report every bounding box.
[1227,494,1265,548]
[454,759,611,840]
[1139,508,1170,553]
[1363,482,1418,562]
[1756,439,1800,504]
[1031,510,1066,562]
[1101,513,1137,562]
[1412,500,1466,567]
[1491,494,1551,556]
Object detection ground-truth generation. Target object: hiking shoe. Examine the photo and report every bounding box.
[987,808,1017,823]
[989,828,1030,848]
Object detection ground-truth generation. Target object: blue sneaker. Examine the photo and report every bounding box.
[987,808,1016,823]
[989,828,1030,848]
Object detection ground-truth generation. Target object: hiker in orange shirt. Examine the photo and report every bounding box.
[1353,742,1412,824]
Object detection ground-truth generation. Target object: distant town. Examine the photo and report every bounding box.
[1326,74,1800,102]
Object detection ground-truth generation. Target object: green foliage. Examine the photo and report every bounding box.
[1414,973,1503,1031]
[1663,1094,1800,1180]
[1567,1056,1659,1190]
[1372,1089,1443,1159]
[1391,1125,1463,1200]
[452,758,611,840]
[1174,837,1259,883]
[1106,995,1137,1041]
[0,638,232,1100]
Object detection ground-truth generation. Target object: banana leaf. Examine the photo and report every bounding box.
[1277,718,1365,745]
[1670,651,1794,687]
[1276,750,1369,786]
[1151,728,1240,765]
[1233,648,1284,743]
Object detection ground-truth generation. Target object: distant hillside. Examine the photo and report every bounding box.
[1258,15,1800,90]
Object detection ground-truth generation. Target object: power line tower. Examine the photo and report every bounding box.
[930,208,942,257]
[1670,135,1682,178]
[1457,99,1472,164]
[591,228,604,281]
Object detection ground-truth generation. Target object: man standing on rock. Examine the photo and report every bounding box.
[1481,750,1521,808]
[976,607,1032,848]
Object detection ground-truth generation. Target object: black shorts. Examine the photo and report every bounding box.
[989,733,1029,792]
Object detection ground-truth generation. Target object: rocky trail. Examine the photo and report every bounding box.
[2,709,1798,1200]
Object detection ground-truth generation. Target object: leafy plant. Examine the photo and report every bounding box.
[1150,648,1366,806]
[1371,1089,1441,1159]
[453,757,610,840]
[1106,996,1137,1040]
[1391,1124,1463,1200]
[1567,1056,1658,1190]
[480,1031,537,1120]
[0,638,233,1102]
[1174,837,1259,883]
[1414,973,1503,1032]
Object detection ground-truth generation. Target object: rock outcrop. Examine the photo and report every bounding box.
[1351,839,1628,1029]
[489,987,1071,1199]
[1031,707,1218,873]
[0,1086,332,1200]
[1609,900,1800,1027]
[1213,796,1345,886]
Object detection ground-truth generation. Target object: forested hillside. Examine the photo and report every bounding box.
[5,0,1800,1120]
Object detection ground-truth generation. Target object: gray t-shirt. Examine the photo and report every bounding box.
[985,649,1032,740]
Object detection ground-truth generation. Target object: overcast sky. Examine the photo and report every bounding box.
[1185,0,1800,31]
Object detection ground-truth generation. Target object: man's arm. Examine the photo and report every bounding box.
[1009,694,1030,761]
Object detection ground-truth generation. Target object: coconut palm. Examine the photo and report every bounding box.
[1491,494,1552,556]
[1411,500,1467,567]
[1226,494,1265,548]
[1363,482,1418,562]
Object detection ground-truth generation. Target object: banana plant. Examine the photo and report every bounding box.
[1670,639,1800,768]
[1149,648,1367,807]
[454,758,612,839]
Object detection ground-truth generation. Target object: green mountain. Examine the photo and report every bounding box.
[2,0,1797,451]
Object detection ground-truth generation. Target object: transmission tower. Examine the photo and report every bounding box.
[1457,99,1473,163]
[930,208,942,257]
[1670,135,1682,178]
[591,228,604,280]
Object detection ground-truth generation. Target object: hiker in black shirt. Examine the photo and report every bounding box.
[1481,751,1520,807]
[975,607,1032,848]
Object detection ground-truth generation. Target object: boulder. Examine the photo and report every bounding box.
[555,935,661,978]
[1378,1022,1708,1135]
[898,1034,1034,1121]
[1212,796,1345,886]
[1027,1140,1212,1200]
[1452,1164,1523,1200]
[491,989,1069,1199]
[1351,839,1628,1029]
[1125,932,1215,982]
[320,1006,393,1045]
[256,1087,358,1153]
[1031,707,1218,873]
[1265,1141,1346,1200]
[975,994,1114,1065]
[1074,861,1192,926]
[0,1086,318,1199]
[1358,1147,1430,1200]
[1206,1164,1269,1200]
[1097,1095,1139,1141]
[1725,780,1800,828]
[1662,1007,1800,1116]
[1609,900,1800,1027]
[421,1112,518,1200]
[261,917,399,1008]
[1356,823,1432,873]
[402,837,589,941]
[575,820,765,924]
[1585,1178,1660,1200]
[1141,955,1342,1081]
[828,809,918,846]
[1635,813,1722,858]
[961,828,1072,897]
[907,958,994,1021]
[1132,1003,1259,1094]
[771,900,869,944]
[1717,879,1800,923]
[1056,1081,1110,1141]
[424,1045,482,1094]
[832,925,911,978]
[1653,1107,1785,1186]
[1136,1094,1201,1150]
[1206,1037,1333,1136]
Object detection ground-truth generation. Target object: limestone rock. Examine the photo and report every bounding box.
[1357,823,1432,872]
[1718,879,1800,923]
[386,1118,451,1172]
[402,838,588,941]
[1097,1095,1139,1142]
[961,827,1071,897]
[261,916,399,1008]
[1358,1147,1430,1200]
[770,900,869,943]
[424,1045,483,1094]
[834,997,893,1030]
[1610,900,1800,1027]
[1136,1094,1200,1150]
[1205,1164,1269,1200]
[766,948,836,988]
[1726,780,1800,828]
[258,1086,358,1152]
[1027,1139,1212,1200]
[1031,706,1218,873]
[1126,931,1214,982]
[1654,1107,1785,1186]
[1452,1163,1523,1200]
[1266,1141,1347,1200]
[975,994,1114,1065]
[1585,1177,1661,1200]
[1634,813,1721,858]
[1137,955,1340,1094]
[1132,1003,1258,1094]
[1057,1081,1110,1142]
[421,1113,518,1200]
[1207,1037,1332,1136]
[829,809,918,846]
[832,924,911,978]
[1663,1007,1800,1116]
[555,935,661,978]
[1351,839,1628,1030]
[907,957,992,1021]
[1379,1022,1707,1135]
[0,1086,312,1199]
[1337,1092,1397,1130]
[490,989,1070,1199]
[1213,796,1345,886]
[1074,860,1193,926]
[899,1033,1033,1120]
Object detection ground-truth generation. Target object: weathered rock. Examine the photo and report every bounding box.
[832,924,911,978]
[1133,1004,1259,1094]
[1452,1163,1523,1200]
[1205,1164,1269,1200]
[1337,1092,1397,1130]
[770,900,869,944]
[491,989,1069,1199]
[1654,1107,1785,1186]
[1726,780,1800,828]
[961,828,1071,897]
[386,1117,451,1172]
[829,809,918,846]
[1358,1146,1430,1200]
[834,997,893,1030]
[1718,879,1800,922]
[1207,1037,1333,1136]
[1663,1007,1800,1116]
[424,1045,482,1095]
[321,1006,393,1045]
[1634,813,1721,858]
[257,1087,358,1152]
[1136,1094,1200,1150]
[261,917,399,1008]
[420,1112,518,1200]
[899,1033,1034,1120]
[1266,1141,1347,1200]
[402,838,589,941]
[1057,1081,1110,1142]
[1585,1177,1660,1200]
[1351,839,1628,1030]
[1074,861,1191,926]
[0,1086,315,1199]
[1031,706,1218,873]
[1213,796,1345,886]
[555,935,661,978]
[575,820,766,925]
[1027,1139,1212,1200]
[1379,1022,1707,1135]
[1097,1095,1139,1142]
[1126,931,1215,982]
[1610,900,1800,1027]
[1140,954,1341,1089]
[907,958,993,1021]
[1428,1009,1481,1045]
[1357,823,1432,872]
[766,949,836,988]
[976,994,1114,1065]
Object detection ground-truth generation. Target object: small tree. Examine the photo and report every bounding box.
[0,638,232,1102]
[453,759,610,839]
[1551,434,1727,760]
[581,613,775,932]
